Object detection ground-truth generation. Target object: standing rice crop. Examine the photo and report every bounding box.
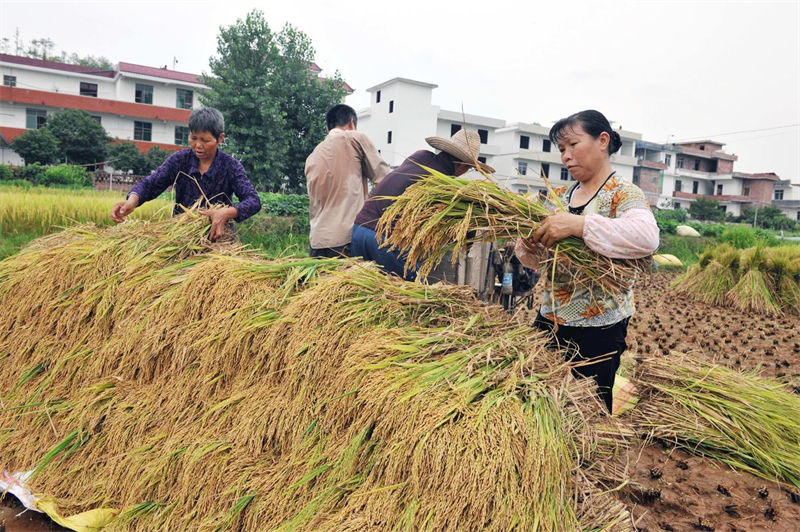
[376,167,651,294]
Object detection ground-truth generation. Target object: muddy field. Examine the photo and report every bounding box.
[623,272,800,531]
[2,272,799,531]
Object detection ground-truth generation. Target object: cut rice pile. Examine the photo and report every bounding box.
[671,243,800,315]
[0,213,630,531]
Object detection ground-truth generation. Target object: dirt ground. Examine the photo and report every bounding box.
[1,272,798,531]
[621,272,800,531]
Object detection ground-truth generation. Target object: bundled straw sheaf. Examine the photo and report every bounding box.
[633,352,800,488]
[671,243,800,315]
[376,168,651,294]
[0,216,631,531]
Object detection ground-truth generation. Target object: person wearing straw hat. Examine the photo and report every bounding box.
[351,129,494,280]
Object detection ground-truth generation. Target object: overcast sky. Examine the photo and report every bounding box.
[2,0,798,181]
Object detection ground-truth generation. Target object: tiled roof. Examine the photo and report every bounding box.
[118,62,202,84]
[0,53,115,78]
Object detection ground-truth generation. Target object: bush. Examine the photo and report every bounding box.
[40,165,92,187]
[0,179,32,189]
[18,163,46,184]
[0,165,14,180]
[720,226,779,249]
[688,197,725,222]
[654,209,686,223]
[656,219,678,235]
[699,224,725,238]
[10,128,61,165]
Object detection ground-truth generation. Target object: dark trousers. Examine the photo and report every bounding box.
[533,313,629,413]
[349,223,417,281]
[309,244,349,258]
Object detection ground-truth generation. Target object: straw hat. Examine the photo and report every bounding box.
[425,129,495,174]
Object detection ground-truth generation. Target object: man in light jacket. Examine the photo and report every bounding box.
[304,104,389,257]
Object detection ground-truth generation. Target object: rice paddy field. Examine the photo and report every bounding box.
[1,182,800,531]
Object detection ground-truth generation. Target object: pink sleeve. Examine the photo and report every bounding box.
[582,208,660,259]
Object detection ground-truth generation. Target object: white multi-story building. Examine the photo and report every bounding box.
[355,77,642,196]
[0,53,208,165]
[773,179,800,222]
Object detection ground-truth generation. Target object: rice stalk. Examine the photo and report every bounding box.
[376,167,651,294]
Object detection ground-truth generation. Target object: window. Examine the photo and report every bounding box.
[560,167,569,181]
[519,135,530,149]
[716,184,723,195]
[176,88,193,109]
[3,75,16,87]
[477,129,488,144]
[80,82,98,97]
[699,145,705,151]
[543,139,551,152]
[90,115,102,124]
[135,83,153,104]
[775,190,784,200]
[387,131,392,144]
[134,121,152,141]
[376,90,381,103]
[541,163,550,178]
[25,108,47,129]
[796,211,800,222]
[389,100,394,113]
[664,154,671,166]
[676,157,684,168]
[175,126,189,145]
[694,160,700,171]
[675,203,682,210]
[692,181,698,194]
[743,187,750,197]
[675,180,682,192]
[477,156,487,164]
[450,124,461,136]
[517,162,527,175]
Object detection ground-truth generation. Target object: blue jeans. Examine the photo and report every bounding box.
[350,224,417,281]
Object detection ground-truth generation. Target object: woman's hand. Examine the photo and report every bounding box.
[110,195,139,223]
[531,211,585,248]
[200,206,238,241]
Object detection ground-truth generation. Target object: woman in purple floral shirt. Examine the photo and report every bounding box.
[111,107,261,240]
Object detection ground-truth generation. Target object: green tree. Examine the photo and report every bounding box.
[11,128,60,164]
[688,197,725,222]
[44,109,111,165]
[108,141,147,174]
[740,205,796,230]
[144,146,173,174]
[201,10,347,192]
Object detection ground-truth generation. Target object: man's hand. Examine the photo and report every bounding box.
[111,195,139,223]
[200,206,238,241]
[531,211,585,249]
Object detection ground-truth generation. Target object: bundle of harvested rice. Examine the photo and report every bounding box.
[0,217,631,531]
[671,244,800,315]
[633,352,800,488]
[376,168,652,293]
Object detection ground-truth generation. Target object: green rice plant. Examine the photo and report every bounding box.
[635,353,800,488]
[377,167,651,294]
[0,184,171,236]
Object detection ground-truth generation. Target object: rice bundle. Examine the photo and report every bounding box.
[633,352,800,488]
[0,217,631,531]
[376,168,652,294]
[671,243,800,315]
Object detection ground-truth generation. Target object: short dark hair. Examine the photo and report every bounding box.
[325,104,357,131]
[188,107,225,140]
[548,110,622,155]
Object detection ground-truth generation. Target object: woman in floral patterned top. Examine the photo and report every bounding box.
[515,110,659,413]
